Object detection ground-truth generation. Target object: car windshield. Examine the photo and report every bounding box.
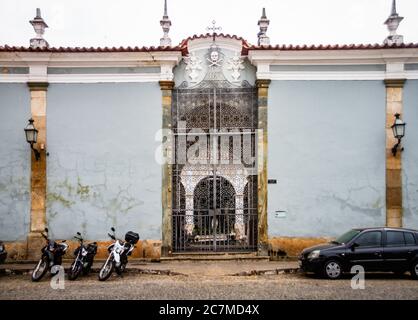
[334,229,361,244]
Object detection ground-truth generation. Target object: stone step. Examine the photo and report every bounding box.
[161,253,270,262]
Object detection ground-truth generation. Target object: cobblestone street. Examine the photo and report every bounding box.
[1,269,417,300]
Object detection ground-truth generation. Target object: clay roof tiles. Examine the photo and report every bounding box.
[248,43,418,51]
[0,45,182,53]
[1,33,418,54]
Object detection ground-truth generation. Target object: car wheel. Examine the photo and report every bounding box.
[410,260,418,280]
[323,260,342,280]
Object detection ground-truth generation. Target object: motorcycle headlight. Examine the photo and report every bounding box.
[308,250,320,260]
[0,245,4,252]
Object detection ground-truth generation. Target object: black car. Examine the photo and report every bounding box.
[299,227,418,279]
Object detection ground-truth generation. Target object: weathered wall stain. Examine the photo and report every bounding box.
[47,192,74,208]
[325,193,382,217]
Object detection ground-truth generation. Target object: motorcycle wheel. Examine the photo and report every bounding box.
[68,261,82,281]
[31,257,48,282]
[115,262,127,275]
[98,258,114,281]
[82,261,93,276]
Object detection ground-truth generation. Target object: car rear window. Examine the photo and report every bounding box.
[404,232,416,246]
[386,231,406,246]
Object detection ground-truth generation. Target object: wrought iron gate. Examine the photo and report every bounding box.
[172,83,259,252]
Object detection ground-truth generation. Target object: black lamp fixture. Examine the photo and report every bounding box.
[24,118,41,161]
[391,113,406,157]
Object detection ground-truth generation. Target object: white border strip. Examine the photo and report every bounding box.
[1,71,418,83]
[267,71,386,81]
[0,73,161,83]
[405,71,418,79]
[48,73,161,83]
[0,74,29,83]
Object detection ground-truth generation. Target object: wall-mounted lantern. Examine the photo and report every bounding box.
[24,118,41,161]
[391,113,406,157]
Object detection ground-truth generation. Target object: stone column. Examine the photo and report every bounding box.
[385,79,406,227]
[160,80,175,256]
[26,82,48,260]
[234,194,245,241]
[256,79,270,256]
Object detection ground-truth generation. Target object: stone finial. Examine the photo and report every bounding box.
[257,8,270,46]
[29,8,49,49]
[160,0,172,46]
[384,0,404,45]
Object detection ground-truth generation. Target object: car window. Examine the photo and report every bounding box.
[355,231,382,247]
[335,229,361,244]
[386,231,406,246]
[404,232,416,246]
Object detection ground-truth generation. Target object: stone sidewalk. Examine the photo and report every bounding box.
[0,260,299,277]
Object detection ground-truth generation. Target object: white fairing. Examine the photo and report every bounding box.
[112,240,124,264]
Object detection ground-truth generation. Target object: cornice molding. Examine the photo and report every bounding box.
[384,78,406,88]
[27,81,49,91]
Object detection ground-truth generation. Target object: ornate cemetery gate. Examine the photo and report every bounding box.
[172,82,259,252]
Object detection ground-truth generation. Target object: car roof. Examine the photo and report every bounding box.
[353,227,418,233]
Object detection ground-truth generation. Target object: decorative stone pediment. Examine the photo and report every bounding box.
[174,35,256,88]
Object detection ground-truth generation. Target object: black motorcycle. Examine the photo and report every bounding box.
[0,241,7,264]
[68,232,97,281]
[31,228,69,282]
[98,227,139,281]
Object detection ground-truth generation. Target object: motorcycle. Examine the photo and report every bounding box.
[0,241,7,264]
[68,232,98,281]
[31,228,68,282]
[98,227,139,281]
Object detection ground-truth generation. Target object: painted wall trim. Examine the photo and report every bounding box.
[48,74,162,83]
[4,71,417,83]
[0,73,163,83]
[0,51,183,66]
[267,71,386,81]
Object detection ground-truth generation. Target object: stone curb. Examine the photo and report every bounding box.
[231,268,301,276]
[0,264,300,277]
[0,266,187,277]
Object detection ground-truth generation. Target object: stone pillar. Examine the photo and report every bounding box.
[256,79,270,256]
[160,80,175,256]
[26,82,48,260]
[385,79,406,228]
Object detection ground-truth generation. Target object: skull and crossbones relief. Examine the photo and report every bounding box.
[207,49,223,67]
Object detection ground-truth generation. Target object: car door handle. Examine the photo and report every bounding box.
[374,252,382,256]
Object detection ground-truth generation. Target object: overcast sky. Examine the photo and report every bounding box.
[1,0,417,47]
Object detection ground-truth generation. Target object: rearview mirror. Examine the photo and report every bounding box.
[350,242,359,251]
[44,228,49,233]
[111,227,115,232]
[77,232,81,236]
